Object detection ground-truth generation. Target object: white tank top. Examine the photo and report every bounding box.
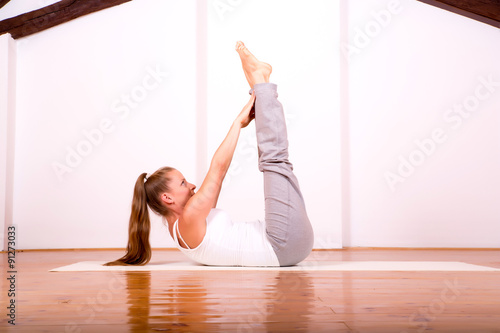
[173,208,280,266]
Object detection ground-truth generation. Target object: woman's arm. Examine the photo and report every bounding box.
[182,93,256,225]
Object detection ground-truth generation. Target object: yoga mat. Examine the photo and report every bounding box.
[50,261,500,272]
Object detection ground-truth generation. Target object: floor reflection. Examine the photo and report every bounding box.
[267,271,315,331]
[125,271,151,332]
[123,269,317,332]
[237,271,316,332]
[124,270,222,332]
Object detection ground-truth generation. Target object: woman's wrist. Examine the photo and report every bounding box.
[233,119,243,129]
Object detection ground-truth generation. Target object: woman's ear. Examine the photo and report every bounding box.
[161,193,173,205]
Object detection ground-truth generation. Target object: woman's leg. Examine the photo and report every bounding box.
[235,41,313,266]
[252,83,314,266]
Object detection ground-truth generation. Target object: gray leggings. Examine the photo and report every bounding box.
[252,83,314,266]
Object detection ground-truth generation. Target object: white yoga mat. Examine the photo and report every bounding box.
[50,261,500,272]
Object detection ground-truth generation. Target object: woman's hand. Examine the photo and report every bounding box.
[235,92,256,128]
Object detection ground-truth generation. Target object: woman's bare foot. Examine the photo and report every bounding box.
[235,41,272,88]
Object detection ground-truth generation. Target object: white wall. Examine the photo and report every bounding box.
[5,0,500,250]
[9,0,342,249]
[206,0,342,249]
[347,0,500,247]
[13,0,197,249]
[0,33,16,251]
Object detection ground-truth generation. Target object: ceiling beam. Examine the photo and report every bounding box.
[0,0,133,39]
[418,0,500,29]
[0,0,11,10]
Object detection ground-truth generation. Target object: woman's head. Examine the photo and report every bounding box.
[144,167,197,218]
[105,166,179,266]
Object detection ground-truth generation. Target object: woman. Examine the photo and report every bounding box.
[106,42,314,267]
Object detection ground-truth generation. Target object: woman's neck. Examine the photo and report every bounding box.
[164,213,180,226]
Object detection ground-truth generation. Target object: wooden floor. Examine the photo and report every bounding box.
[1,249,500,333]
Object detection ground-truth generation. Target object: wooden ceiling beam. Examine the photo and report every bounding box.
[0,0,133,39]
[0,0,11,10]
[418,0,500,29]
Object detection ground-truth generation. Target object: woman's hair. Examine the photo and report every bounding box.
[104,167,175,266]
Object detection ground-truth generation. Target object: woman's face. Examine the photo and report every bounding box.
[166,169,196,208]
